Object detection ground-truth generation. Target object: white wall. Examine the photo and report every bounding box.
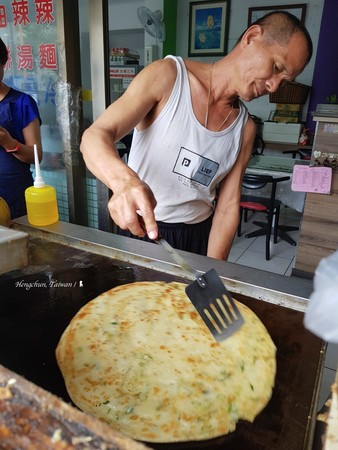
[108,0,164,62]
[109,0,144,30]
[176,0,325,121]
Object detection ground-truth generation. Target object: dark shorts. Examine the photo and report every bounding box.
[116,215,213,256]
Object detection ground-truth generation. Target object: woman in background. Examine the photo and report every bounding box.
[0,37,42,220]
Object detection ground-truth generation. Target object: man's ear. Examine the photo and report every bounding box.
[240,24,263,49]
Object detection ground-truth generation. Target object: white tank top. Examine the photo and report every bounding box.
[128,55,249,224]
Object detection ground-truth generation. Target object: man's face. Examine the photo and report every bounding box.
[237,31,309,102]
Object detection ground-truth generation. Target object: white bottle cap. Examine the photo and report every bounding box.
[33,144,45,188]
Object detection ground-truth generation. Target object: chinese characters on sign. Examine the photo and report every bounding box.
[1,0,60,119]
[1,0,57,71]
[1,0,55,26]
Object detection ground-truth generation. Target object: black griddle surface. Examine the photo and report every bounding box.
[0,238,323,450]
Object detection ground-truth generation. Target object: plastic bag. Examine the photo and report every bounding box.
[304,250,338,343]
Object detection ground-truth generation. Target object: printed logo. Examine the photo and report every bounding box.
[173,147,218,186]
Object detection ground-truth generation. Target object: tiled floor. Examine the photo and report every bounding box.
[229,205,301,275]
[229,206,337,411]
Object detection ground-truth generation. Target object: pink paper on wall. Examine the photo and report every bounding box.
[292,165,332,194]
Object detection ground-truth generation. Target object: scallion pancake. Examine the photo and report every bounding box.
[56,281,276,443]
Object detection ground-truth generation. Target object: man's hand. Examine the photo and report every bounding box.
[108,177,158,240]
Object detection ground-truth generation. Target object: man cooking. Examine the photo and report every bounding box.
[80,11,312,260]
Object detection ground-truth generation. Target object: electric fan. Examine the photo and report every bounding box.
[137,6,165,42]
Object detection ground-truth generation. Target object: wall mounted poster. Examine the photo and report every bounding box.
[188,0,230,57]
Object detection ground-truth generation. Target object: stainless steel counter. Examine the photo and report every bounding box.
[13,216,313,312]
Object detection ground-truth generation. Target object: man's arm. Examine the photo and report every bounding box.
[207,117,257,260]
[80,58,177,239]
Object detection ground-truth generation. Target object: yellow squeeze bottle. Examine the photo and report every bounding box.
[25,145,59,226]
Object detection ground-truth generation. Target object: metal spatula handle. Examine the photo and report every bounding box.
[155,238,207,288]
[137,215,206,288]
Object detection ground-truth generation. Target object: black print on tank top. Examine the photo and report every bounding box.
[173,146,219,187]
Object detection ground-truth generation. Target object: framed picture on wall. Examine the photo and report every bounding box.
[248,4,307,26]
[188,0,231,57]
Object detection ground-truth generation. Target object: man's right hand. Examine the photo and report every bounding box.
[108,177,158,240]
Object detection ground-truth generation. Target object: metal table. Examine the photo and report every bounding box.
[246,155,309,213]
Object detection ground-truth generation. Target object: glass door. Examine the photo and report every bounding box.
[1,0,88,226]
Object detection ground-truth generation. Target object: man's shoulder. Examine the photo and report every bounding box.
[147,57,179,85]
[160,55,180,71]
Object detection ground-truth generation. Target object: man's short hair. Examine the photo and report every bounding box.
[0,38,8,66]
[238,11,313,64]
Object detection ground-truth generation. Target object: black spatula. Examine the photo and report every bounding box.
[155,237,244,342]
